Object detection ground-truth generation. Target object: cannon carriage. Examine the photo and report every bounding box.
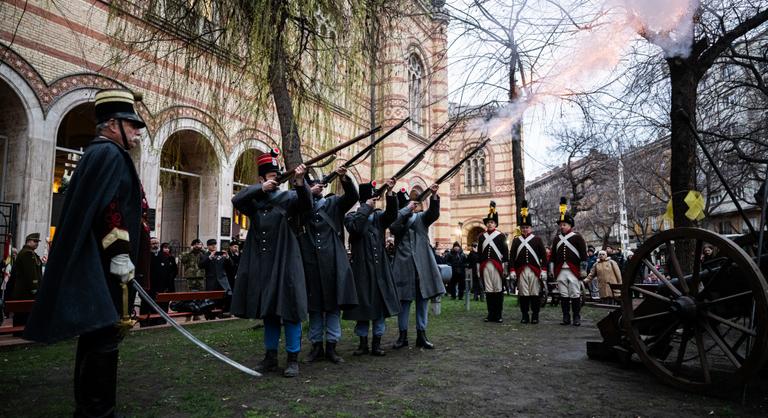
[587,226,768,392]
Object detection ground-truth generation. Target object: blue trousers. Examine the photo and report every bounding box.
[264,317,302,353]
[354,318,386,337]
[398,292,429,332]
[308,310,342,343]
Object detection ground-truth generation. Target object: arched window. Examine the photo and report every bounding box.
[463,148,487,194]
[407,54,425,136]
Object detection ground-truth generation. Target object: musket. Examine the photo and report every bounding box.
[131,281,261,377]
[373,119,461,196]
[322,117,410,184]
[276,125,383,184]
[413,138,491,202]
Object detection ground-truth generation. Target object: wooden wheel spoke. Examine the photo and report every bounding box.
[711,323,748,364]
[704,312,757,337]
[690,240,703,295]
[642,259,682,297]
[647,320,680,352]
[694,327,712,384]
[667,242,690,295]
[701,321,742,368]
[632,310,673,323]
[630,286,672,303]
[674,329,692,373]
[703,290,753,306]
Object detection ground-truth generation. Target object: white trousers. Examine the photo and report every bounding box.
[482,264,504,293]
[556,267,581,298]
[516,267,541,296]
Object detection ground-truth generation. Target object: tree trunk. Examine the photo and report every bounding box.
[511,122,525,208]
[667,56,699,228]
[509,58,525,213]
[267,1,303,171]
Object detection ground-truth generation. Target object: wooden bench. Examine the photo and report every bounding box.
[1,300,35,335]
[135,290,227,323]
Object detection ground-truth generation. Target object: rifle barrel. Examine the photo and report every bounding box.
[415,138,491,201]
[322,117,410,184]
[374,119,461,196]
[277,125,383,183]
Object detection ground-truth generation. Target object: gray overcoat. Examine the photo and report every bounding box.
[299,176,358,312]
[390,196,446,301]
[341,195,401,321]
[231,182,311,323]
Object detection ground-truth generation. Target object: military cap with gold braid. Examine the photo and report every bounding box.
[518,200,532,227]
[556,196,575,227]
[483,200,499,226]
[94,89,146,128]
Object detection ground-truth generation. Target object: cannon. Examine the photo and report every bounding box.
[587,227,768,392]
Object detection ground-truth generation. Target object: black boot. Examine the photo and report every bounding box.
[415,330,434,349]
[370,336,386,356]
[74,349,119,418]
[530,296,541,324]
[484,293,493,322]
[283,352,299,377]
[572,298,582,326]
[256,349,279,372]
[495,293,504,323]
[353,336,369,356]
[304,342,324,363]
[560,298,571,325]
[325,342,344,364]
[519,296,530,324]
[392,330,409,349]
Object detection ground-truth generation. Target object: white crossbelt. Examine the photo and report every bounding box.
[556,232,581,258]
[482,230,503,260]
[515,234,540,266]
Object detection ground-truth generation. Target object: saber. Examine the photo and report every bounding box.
[131,281,261,377]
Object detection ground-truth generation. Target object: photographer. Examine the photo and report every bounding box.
[198,239,233,313]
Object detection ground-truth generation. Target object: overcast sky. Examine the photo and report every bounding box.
[444,0,662,181]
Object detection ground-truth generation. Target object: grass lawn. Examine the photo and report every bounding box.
[2,297,766,417]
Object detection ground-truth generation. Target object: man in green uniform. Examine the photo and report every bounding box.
[180,239,205,290]
[7,233,43,327]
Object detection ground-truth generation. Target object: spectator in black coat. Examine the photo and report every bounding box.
[467,242,482,301]
[445,241,467,300]
[226,240,241,290]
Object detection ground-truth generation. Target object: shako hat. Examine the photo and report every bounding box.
[258,148,282,178]
[557,196,575,227]
[94,89,146,128]
[358,181,377,203]
[518,200,532,227]
[483,201,499,226]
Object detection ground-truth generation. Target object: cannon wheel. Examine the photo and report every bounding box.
[622,227,768,392]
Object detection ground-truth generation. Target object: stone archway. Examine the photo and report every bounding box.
[158,130,220,250]
[50,102,96,241]
[465,223,485,248]
[231,148,264,239]
[0,78,31,250]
